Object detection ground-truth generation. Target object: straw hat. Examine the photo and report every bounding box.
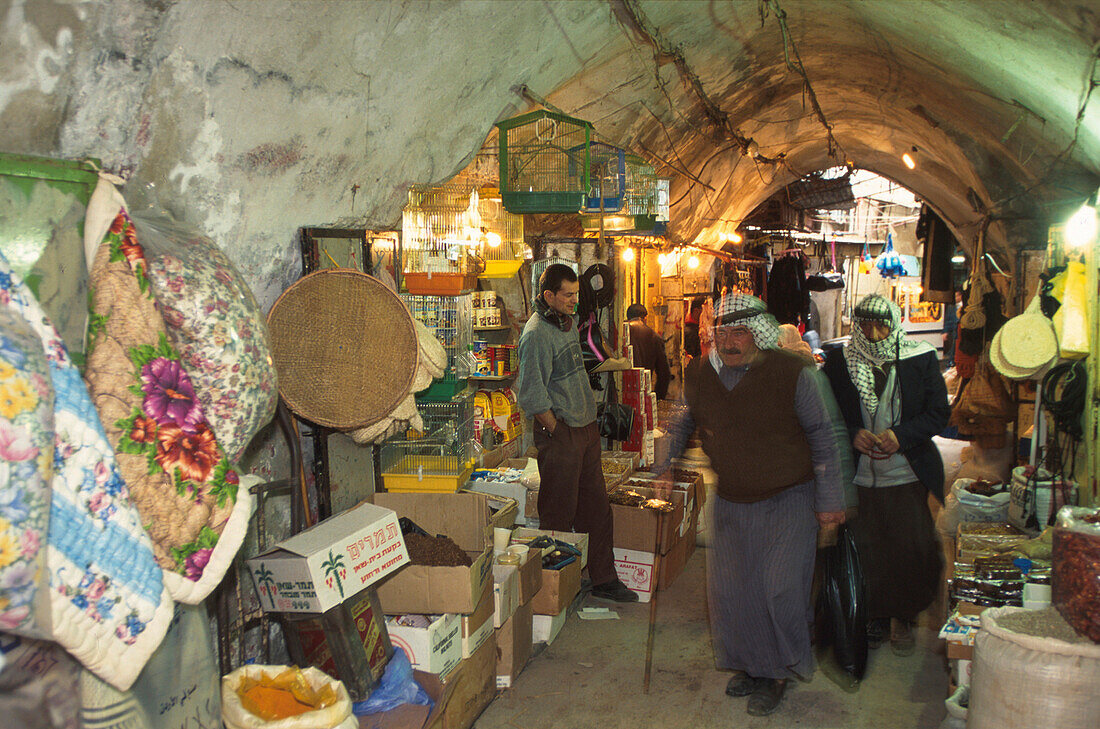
[267,269,418,429]
[996,293,1058,373]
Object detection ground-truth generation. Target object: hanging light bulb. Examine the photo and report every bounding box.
[731,231,743,244]
[688,254,699,269]
[718,231,729,243]
[622,247,635,263]
[657,252,667,266]
[485,231,502,248]
[1065,201,1099,250]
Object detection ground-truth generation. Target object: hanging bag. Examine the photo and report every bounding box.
[815,524,868,681]
[1051,260,1089,359]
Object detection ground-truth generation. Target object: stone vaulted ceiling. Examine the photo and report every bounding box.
[2,0,1099,305]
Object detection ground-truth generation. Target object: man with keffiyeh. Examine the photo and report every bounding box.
[654,293,846,717]
[822,294,949,656]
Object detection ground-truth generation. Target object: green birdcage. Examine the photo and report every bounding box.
[496,110,592,214]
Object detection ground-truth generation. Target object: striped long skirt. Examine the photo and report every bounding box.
[707,482,818,680]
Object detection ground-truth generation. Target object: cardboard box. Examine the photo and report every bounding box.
[511,527,589,569]
[528,557,581,616]
[532,608,568,645]
[946,642,974,660]
[614,547,656,603]
[460,581,494,659]
[493,564,520,628]
[358,639,495,729]
[386,613,462,676]
[248,500,408,614]
[517,548,543,605]
[374,493,494,615]
[465,478,531,525]
[610,486,687,555]
[495,601,533,688]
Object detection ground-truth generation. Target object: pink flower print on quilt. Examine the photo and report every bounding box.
[83,210,251,606]
[0,306,55,640]
[0,251,173,691]
[130,210,277,463]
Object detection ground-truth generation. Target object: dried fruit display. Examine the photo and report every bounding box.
[1052,506,1100,643]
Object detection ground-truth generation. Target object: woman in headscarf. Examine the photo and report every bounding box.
[822,294,949,656]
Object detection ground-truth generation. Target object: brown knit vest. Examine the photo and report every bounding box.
[684,349,814,503]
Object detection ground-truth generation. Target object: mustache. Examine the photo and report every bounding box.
[720,346,742,355]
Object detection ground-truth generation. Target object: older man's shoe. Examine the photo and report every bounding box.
[746,679,786,716]
[590,578,639,603]
[725,671,761,697]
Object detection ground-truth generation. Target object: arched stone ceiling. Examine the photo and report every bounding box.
[2,0,1098,305]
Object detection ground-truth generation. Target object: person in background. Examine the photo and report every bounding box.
[515,264,638,603]
[626,303,672,399]
[682,297,704,359]
[653,293,846,717]
[822,294,949,656]
[777,323,815,366]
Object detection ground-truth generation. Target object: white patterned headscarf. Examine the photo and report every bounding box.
[845,294,933,413]
[708,293,780,372]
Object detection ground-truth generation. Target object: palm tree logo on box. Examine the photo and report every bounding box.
[254,564,277,609]
[322,550,348,599]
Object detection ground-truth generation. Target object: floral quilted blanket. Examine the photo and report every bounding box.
[83,211,250,605]
[0,252,173,691]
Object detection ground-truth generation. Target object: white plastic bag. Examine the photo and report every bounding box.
[221,665,355,729]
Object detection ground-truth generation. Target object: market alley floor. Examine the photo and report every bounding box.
[475,546,950,729]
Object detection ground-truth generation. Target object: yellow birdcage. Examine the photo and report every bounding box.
[401,183,481,295]
[475,187,525,278]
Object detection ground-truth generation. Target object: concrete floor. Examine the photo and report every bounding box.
[475,546,951,729]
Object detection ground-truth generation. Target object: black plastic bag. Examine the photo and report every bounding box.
[815,524,868,680]
[597,402,635,441]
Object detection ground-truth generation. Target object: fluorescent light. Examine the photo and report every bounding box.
[902,152,916,170]
[951,255,965,263]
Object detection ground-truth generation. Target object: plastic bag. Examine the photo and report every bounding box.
[351,647,432,716]
[597,402,635,441]
[815,524,867,680]
[875,233,908,278]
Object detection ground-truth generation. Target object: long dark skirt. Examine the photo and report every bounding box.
[707,483,818,680]
[851,481,943,621]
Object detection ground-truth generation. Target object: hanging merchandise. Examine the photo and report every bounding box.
[474,190,526,279]
[917,206,957,303]
[400,184,482,295]
[989,285,1058,380]
[767,248,810,327]
[858,240,874,275]
[949,357,1015,441]
[875,232,907,278]
[0,250,173,691]
[1050,260,1090,359]
[130,208,278,464]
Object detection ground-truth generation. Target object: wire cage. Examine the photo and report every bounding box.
[475,189,526,278]
[378,429,474,493]
[529,256,579,296]
[575,142,626,213]
[649,178,671,236]
[496,110,593,214]
[401,293,473,400]
[623,153,659,230]
[401,184,481,294]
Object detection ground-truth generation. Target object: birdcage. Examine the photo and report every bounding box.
[378,420,475,493]
[475,189,526,278]
[575,142,626,213]
[530,256,579,296]
[623,154,658,230]
[401,184,481,294]
[496,110,592,214]
[401,293,473,401]
[409,387,475,462]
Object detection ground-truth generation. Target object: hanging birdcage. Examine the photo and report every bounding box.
[650,178,671,236]
[580,154,660,234]
[530,256,579,296]
[496,110,592,214]
[475,188,526,278]
[401,183,482,295]
[574,142,626,213]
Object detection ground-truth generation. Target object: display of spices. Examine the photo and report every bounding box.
[1052,506,1100,643]
[403,532,473,567]
[964,479,1003,496]
[236,667,339,721]
[608,488,646,507]
[996,607,1095,645]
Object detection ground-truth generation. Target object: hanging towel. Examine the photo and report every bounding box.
[0,251,173,691]
[82,209,250,605]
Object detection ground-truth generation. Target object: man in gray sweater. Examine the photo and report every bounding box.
[516,264,638,603]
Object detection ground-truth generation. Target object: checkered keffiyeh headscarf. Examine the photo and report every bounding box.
[845,294,932,413]
[708,294,780,371]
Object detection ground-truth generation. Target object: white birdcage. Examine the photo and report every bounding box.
[401,183,481,294]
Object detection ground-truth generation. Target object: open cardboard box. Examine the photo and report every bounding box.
[510,527,587,616]
[610,485,688,555]
[373,493,493,615]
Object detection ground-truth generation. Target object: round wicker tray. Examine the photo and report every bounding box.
[267,269,418,429]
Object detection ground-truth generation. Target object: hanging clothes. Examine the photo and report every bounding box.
[767,250,810,327]
[917,206,957,304]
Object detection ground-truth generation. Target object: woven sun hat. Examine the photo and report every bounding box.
[989,328,1043,380]
[267,269,419,429]
[997,291,1058,372]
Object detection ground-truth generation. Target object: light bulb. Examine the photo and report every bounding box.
[731,232,743,244]
[688,255,699,269]
[657,253,667,265]
[1065,202,1099,250]
[485,232,502,248]
[902,152,916,170]
[718,231,728,243]
[622,247,635,263]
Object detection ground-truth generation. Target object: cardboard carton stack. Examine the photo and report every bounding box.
[511,527,589,648]
[491,531,545,688]
[371,492,500,728]
[619,367,658,467]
